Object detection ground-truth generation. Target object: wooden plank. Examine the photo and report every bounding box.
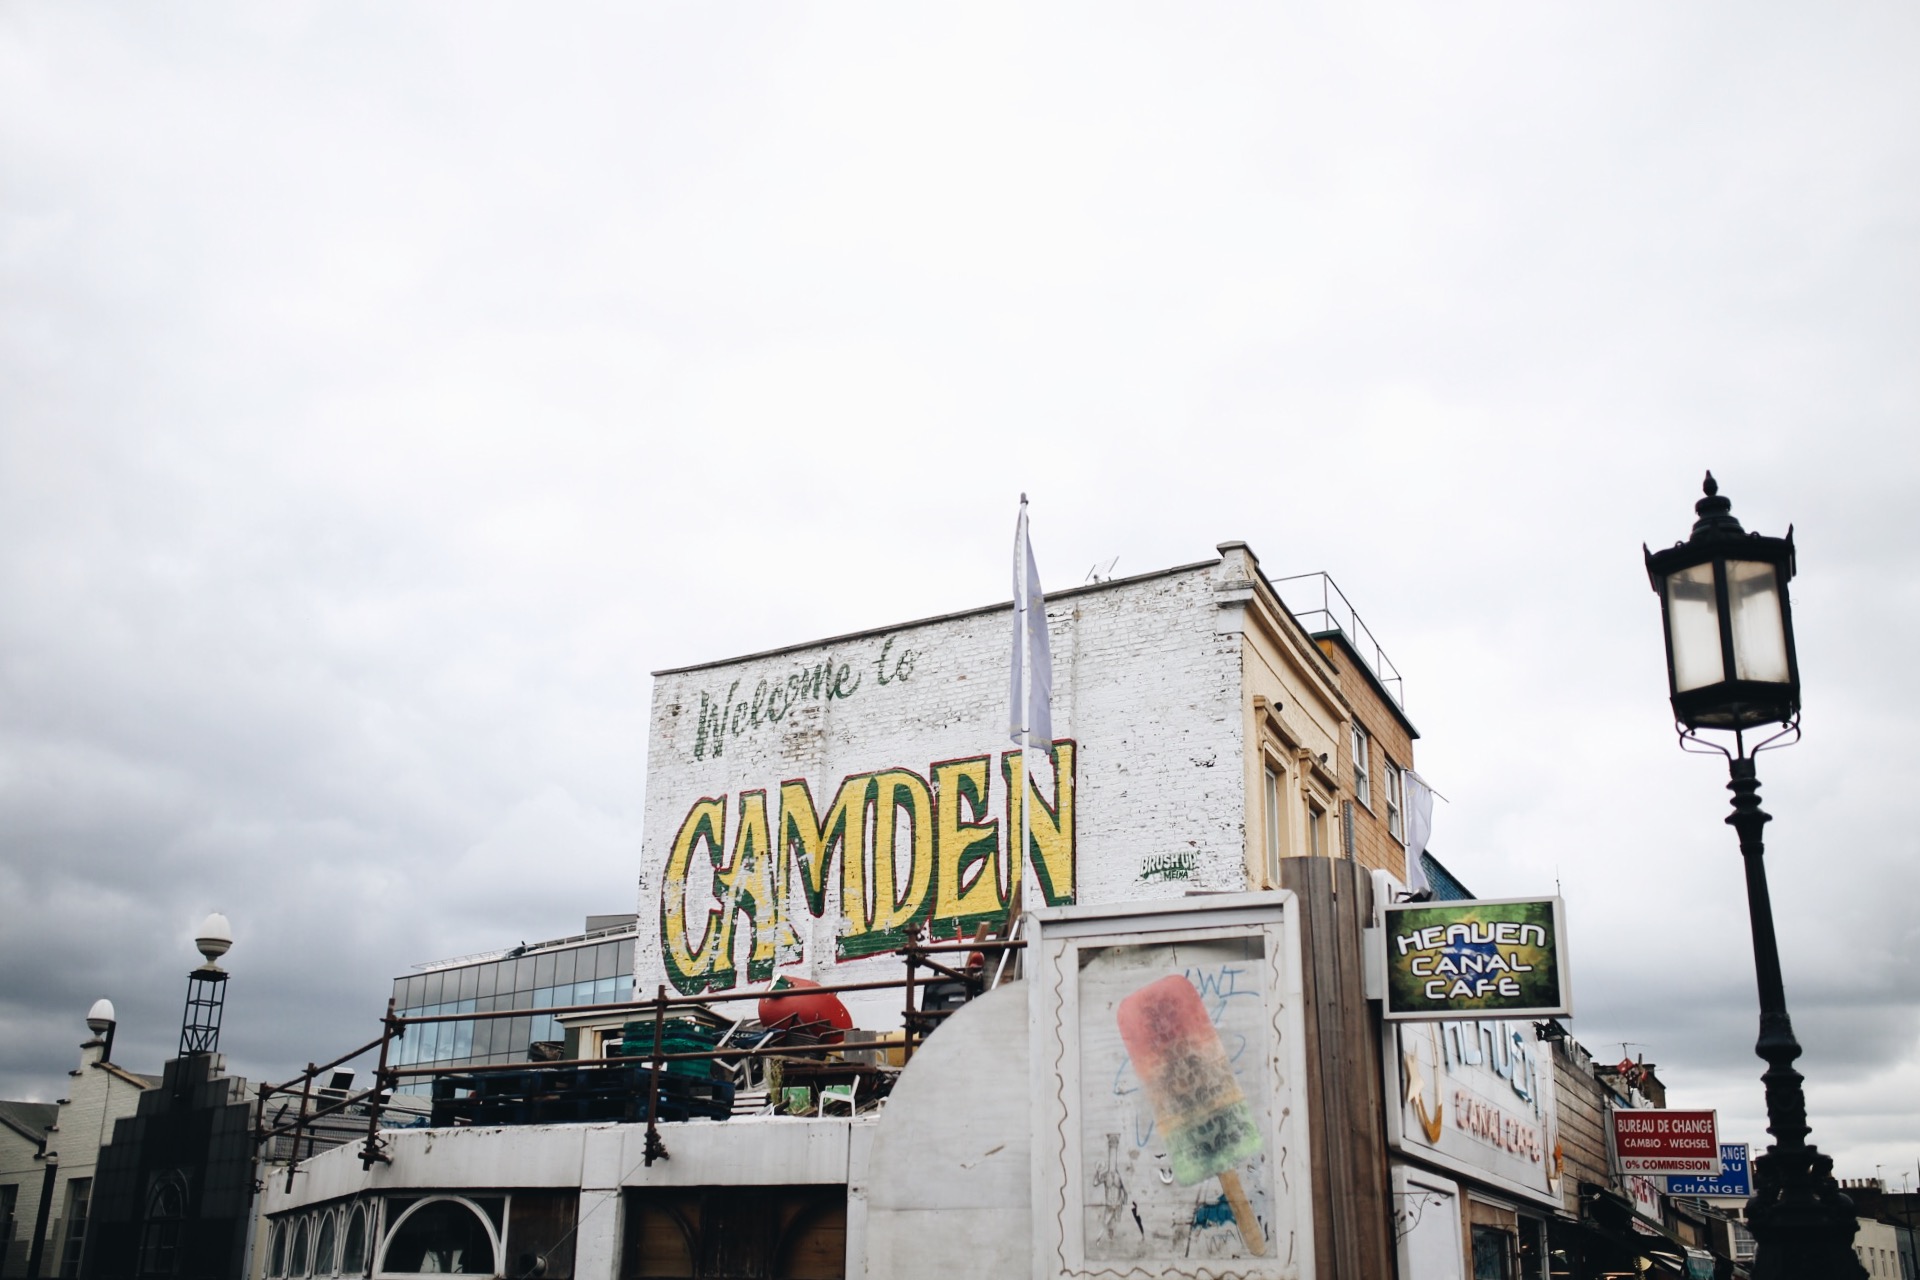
[1280,856,1393,1280]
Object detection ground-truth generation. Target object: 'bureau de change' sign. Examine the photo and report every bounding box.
[1610,1109,1722,1176]
[1381,897,1571,1021]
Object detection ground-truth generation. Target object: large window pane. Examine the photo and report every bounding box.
[616,939,635,976]
[380,1200,496,1275]
[314,1211,337,1275]
[457,966,480,1001]
[342,1206,368,1272]
[1727,560,1790,683]
[1665,562,1725,693]
[552,949,577,988]
[596,943,617,981]
[507,1193,578,1279]
[476,964,498,999]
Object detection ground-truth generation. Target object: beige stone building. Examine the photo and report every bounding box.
[1227,545,1419,888]
[0,1011,154,1277]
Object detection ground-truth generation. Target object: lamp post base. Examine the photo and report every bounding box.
[1747,1144,1867,1280]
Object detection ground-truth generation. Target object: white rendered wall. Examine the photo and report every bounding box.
[860,983,1030,1280]
[263,1115,871,1280]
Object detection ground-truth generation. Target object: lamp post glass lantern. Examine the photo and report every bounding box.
[1645,473,1864,1280]
[1645,471,1800,737]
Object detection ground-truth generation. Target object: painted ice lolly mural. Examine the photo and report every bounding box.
[1117,974,1267,1256]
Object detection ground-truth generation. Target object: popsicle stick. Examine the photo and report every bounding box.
[1219,1170,1266,1256]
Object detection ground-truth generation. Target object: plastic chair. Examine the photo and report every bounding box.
[817,1079,859,1117]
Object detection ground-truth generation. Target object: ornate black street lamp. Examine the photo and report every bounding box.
[1645,473,1866,1280]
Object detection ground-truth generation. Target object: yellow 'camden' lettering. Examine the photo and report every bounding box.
[660,743,1077,993]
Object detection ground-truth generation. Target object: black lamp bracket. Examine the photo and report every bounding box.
[1676,715,1800,763]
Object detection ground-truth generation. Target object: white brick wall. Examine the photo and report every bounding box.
[635,561,1249,1019]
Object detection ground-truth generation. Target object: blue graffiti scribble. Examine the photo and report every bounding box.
[1111,1057,1156,1147]
[1191,1196,1234,1230]
[1185,965,1259,1023]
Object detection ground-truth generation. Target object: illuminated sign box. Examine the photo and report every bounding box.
[1609,1109,1722,1176]
[1380,897,1571,1022]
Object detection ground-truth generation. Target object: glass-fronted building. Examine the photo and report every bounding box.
[388,916,637,1082]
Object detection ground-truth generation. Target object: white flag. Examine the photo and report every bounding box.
[1404,769,1437,895]
[1009,494,1053,751]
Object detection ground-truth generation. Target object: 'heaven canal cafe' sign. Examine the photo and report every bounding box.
[1380,897,1572,1022]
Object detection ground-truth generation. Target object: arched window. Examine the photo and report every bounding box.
[139,1172,188,1276]
[269,1221,289,1277]
[290,1218,311,1277]
[378,1198,497,1275]
[341,1204,369,1275]
[314,1210,338,1275]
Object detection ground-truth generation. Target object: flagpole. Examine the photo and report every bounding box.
[1021,513,1033,925]
[996,495,1038,987]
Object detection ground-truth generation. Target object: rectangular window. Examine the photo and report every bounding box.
[1470,1224,1512,1280]
[1307,803,1326,858]
[59,1179,90,1278]
[1263,767,1282,878]
[1351,725,1372,810]
[1386,762,1405,843]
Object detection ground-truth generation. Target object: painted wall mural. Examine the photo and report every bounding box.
[1077,937,1283,1267]
[658,742,1077,994]
[686,635,922,762]
[641,568,1254,1006]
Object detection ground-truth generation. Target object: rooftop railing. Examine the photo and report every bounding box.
[254,935,1022,1186]
[1272,571,1405,708]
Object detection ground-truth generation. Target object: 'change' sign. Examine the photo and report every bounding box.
[1666,1144,1751,1196]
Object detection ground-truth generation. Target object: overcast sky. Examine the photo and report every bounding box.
[2,3,1915,1185]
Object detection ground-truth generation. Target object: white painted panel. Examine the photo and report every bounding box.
[862,983,1031,1280]
[1394,1163,1463,1280]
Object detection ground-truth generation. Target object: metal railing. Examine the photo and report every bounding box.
[1272,571,1406,708]
[254,935,1021,1184]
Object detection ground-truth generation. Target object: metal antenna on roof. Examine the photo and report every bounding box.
[1086,557,1118,584]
